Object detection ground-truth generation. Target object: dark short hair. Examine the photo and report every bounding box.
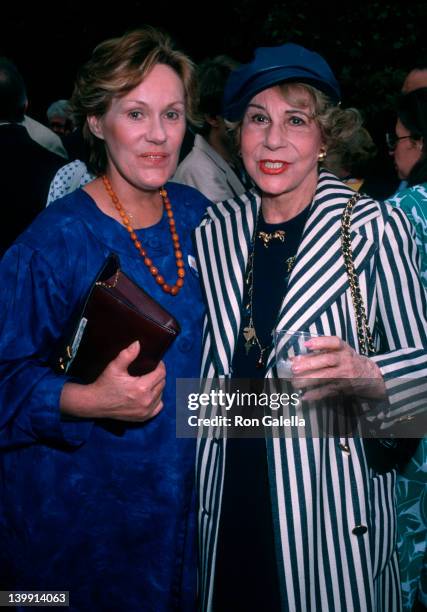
[397,87,427,186]
[196,55,239,135]
[0,57,27,122]
[72,27,198,175]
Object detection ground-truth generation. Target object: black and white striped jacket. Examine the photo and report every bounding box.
[193,171,427,612]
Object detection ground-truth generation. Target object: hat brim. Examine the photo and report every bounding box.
[223,66,340,121]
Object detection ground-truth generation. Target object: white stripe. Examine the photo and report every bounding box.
[205,225,236,363]
[328,440,357,609]
[298,439,317,611]
[195,228,230,371]
[319,441,343,611]
[284,439,307,610]
[272,438,297,611]
[195,170,427,610]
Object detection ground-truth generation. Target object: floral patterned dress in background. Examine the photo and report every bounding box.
[387,183,427,611]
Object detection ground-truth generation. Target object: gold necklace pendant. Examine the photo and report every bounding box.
[242,209,281,366]
[243,325,256,343]
[258,230,286,248]
[243,322,257,354]
[285,255,296,273]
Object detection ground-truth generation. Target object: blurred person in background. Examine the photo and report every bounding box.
[322,114,377,192]
[0,57,63,255]
[173,55,249,202]
[385,86,427,612]
[402,61,427,94]
[46,98,74,136]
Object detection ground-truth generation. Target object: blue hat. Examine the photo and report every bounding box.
[223,43,341,121]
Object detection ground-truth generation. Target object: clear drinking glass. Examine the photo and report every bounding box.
[273,329,316,379]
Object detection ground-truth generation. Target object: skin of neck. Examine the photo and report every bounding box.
[261,170,318,223]
[85,167,165,229]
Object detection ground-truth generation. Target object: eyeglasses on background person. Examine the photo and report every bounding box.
[385,131,412,150]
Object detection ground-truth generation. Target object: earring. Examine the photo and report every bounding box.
[318,150,327,162]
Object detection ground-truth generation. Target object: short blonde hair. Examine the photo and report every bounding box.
[72,27,197,175]
[228,82,365,163]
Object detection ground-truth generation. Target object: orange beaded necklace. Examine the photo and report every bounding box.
[102,175,185,295]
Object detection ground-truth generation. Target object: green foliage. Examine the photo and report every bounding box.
[226,0,426,137]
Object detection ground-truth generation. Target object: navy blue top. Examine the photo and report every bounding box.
[0,183,209,611]
[214,206,310,611]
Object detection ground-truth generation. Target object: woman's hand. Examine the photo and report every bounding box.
[290,336,386,401]
[60,340,166,422]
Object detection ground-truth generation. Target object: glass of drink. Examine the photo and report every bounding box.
[273,329,317,379]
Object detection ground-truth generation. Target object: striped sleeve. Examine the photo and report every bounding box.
[370,204,427,425]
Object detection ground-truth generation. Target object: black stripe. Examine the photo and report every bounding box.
[291,438,312,605]
[305,439,329,612]
[265,439,288,611]
[278,436,303,610]
[198,228,231,372]
[346,443,372,610]
[323,441,349,610]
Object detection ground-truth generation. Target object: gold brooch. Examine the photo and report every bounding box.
[257,230,286,248]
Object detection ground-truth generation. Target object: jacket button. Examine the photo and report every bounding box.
[338,442,350,454]
[352,525,368,535]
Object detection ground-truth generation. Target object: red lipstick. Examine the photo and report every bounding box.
[259,160,289,175]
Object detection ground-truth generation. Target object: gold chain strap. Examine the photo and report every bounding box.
[341,193,375,356]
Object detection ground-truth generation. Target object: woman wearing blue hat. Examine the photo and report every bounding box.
[193,43,427,611]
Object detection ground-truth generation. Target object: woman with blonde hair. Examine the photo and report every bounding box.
[194,43,427,611]
[0,27,209,610]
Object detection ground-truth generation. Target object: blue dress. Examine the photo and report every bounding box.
[0,183,209,611]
